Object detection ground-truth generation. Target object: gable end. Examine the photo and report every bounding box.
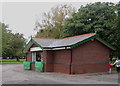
[71,35,115,50]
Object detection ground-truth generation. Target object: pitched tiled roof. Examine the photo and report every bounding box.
[23,33,115,52]
[32,33,96,48]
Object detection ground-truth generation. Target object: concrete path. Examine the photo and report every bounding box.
[1,64,119,84]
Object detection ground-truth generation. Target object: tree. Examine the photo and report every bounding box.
[0,22,3,57]
[35,4,76,38]
[1,22,26,59]
[113,2,120,57]
[1,22,12,58]
[63,2,116,38]
[62,2,120,57]
[9,33,26,60]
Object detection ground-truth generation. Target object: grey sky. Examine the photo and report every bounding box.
[1,1,118,39]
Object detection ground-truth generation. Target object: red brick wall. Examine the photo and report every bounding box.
[43,50,54,72]
[26,44,38,62]
[71,39,110,74]
[26,49,32,62]
[43,49,71,73]
[71,64,108,74]
[54,50,71,63]
[53,50,71,74]
[31,44,38,47]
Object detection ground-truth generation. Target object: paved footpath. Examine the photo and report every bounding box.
[1,64,119,84]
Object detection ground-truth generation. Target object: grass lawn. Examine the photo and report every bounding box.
[1,59,26,62]
[1,61,24,64]
[0,59,26,64]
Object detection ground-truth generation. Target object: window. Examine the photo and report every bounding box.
[36,52,41,62]
[32,52,36,62]
[32,51,43,62]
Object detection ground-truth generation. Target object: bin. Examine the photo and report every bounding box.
[23,61,31,70]
[35,62,44,72]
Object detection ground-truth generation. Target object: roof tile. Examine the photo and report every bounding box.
[32,33,96,48]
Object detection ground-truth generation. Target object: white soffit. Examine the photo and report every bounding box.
[44,47,71,50]
[30,47,42,51]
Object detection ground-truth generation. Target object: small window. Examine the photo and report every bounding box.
[32,51,43,62]
[32,52,36,62]
[36,52,41,62]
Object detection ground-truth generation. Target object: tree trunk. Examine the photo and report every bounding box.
[16,57,19,61]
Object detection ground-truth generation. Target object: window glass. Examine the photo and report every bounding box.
[32,52,36,62]
[36,52,41,62]
[32,51,43,62]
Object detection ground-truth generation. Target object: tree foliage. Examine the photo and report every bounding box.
[62,2,120,57]
[1,22,26,58]
[113,2,120,57]
[35,4,76,38]
[63,2,116,38]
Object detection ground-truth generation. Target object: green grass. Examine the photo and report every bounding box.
[20,59,26,61]
[0,59,26,64]
[0,59,25,62]
[1,61,24,64]
[1,59,16,61]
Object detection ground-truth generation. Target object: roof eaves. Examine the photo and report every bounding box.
[22,39,32,53]
[22,39,43,53]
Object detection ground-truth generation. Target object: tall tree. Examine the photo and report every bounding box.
[114,2,120,57]
[62,2,119,57]
[0,22,3,57]
[1,22,26,59]
[1,22,11,58]
[35,4,76,38]
[63,2,116,38]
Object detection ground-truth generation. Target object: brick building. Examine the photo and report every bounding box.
[23,33,115,74]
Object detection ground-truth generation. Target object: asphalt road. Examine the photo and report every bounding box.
[1,64,119,84]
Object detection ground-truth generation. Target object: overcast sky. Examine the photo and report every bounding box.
[1,0,119,39]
